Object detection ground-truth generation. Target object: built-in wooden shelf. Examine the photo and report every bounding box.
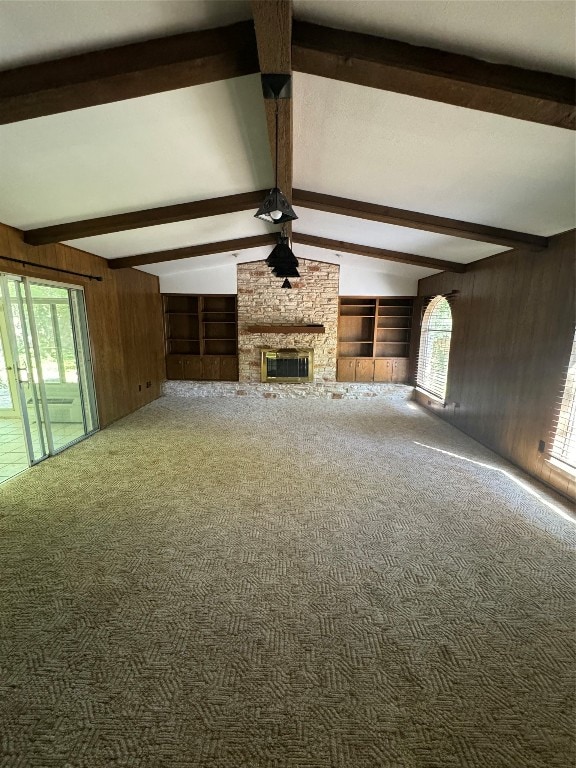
[246,324,325,334]
[337,296,415,383]
[163,293,238,381]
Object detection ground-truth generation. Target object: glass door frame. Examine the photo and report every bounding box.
[0,272,99,466]
[0,298,20,418]
[0,273,48,465]
[68,288,98,437]
[20,277,56,455]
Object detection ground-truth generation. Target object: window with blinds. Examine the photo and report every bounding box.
[416,295,453,400]
[550,331,576,470]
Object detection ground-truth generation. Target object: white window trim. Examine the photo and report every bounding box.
[416,295,453,401]
[415,386,447,406]
[549,330,576,472]
[546,455,576,479]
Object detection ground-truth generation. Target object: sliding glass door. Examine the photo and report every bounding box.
[0,274,98,477]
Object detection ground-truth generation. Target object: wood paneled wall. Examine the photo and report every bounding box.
[412,229,575,499]
[0,221,165,428]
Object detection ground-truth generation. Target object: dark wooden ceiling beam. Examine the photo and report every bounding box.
[24,188,547,252]
[251,1,293,198]
[293,232,467,272]
[292,21,576,130]
[23,190,268,245]
[0,21,259,124]
[109,233,277,269]
[3,17,572,131]
[293,189,548,250]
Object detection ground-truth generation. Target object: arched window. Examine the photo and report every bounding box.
[550,330,576,471]
[417,295,453,400]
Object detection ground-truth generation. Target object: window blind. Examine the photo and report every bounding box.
[416,295,453,400]
[550,331,576,470]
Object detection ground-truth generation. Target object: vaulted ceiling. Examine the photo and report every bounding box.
[0,0,574,290]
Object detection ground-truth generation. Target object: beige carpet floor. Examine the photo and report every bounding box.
[0,392,574,768]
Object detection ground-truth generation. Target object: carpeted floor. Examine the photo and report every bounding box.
[0,392,574,768]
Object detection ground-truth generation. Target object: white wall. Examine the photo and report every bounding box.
[160,264,237,294]
[159,259,421,296]
[338,263,418,296]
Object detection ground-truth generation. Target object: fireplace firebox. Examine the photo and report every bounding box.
[261,349,314,383]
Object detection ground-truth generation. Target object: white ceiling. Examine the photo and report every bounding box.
[140,245,436,279]
[70,206,500,266]
[295,209,503,263]
[69,210,274,258]
[0,0,574,285]
[295,0,576,76]
[0,76,271,228]
[0,0,251,68]
[3,1,572,74]
[294,74,576,236]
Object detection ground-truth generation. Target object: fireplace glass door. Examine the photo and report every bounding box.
[261,349,314,383]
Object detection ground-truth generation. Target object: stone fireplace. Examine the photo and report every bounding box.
[237,260,339,383]
[164,257,408,399]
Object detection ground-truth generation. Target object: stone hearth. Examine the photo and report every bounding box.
[164,380,412,400]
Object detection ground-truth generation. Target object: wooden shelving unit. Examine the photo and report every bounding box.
[202,295,237,357]
[337,297,414,382]
[164,295,200,356]
[163,294,238,381]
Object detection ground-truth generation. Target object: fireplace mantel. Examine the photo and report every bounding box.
[245,324,325,334]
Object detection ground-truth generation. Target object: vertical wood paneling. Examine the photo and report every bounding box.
[0,221,164,427]
[412,229,575,498]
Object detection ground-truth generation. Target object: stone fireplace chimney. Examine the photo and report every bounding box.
[237,260,339,383]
